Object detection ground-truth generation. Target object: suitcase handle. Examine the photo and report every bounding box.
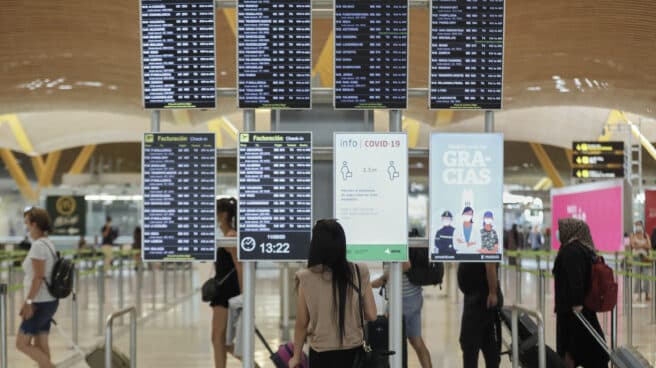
[573,311,612,356]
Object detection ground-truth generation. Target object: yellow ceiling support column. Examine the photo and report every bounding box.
[171,110,192,126]
[402,117,420,148]
[313,30,334,87]
[529,142,565,188]
[68,145,96,174]
[434,110,454,126]
[0,114,45,180]
[564,149,573,169]
[0,148,37,201]
[223,9,237,37]
[39,150,62,188]
[208,119,225,148]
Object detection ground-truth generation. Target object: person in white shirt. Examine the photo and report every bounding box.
[16,207,58,368]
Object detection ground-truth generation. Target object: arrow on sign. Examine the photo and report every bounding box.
[385,248,391,255]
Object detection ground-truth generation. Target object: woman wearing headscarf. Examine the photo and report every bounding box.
[552,218,609,368]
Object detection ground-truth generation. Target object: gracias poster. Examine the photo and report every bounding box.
[429,133,503,262]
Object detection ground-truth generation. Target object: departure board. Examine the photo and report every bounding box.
[334,0,408,109]
[142,133,216,261]
[140,0,216,109]
[238,0,312,109]
[238,132,312,261]
[430,0,505,110]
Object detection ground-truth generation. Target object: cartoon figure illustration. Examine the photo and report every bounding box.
[455,206,479,250]
[340,161,353,181]
[479,211,499,254]
[387,161,400,181]
[434,211,456,256]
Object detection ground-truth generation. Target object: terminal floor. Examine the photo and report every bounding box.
[3,261,656,367]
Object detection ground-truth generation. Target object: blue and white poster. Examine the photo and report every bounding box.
[429,133,503,262]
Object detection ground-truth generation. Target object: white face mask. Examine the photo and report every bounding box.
[635,226,643,233]
[442,219,452,227]
[462,215,473,222]
[484,218,493,225]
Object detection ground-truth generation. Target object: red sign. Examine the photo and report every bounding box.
[645,190,656,238]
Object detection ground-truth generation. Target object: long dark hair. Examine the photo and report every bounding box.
[307,219,353,343]
[217,197,237,229]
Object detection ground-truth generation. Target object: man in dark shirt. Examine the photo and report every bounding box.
[458,262,502,368]
[101,216,118,276]
[434,211,456,257]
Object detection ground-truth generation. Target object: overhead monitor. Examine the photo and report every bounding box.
[142,133,216,261]
[334,133,408,261]
[429,133,504,262]
[429,0,505,110]
[238,132,313,261]
[140,0,217,109]
[334,0,408,109]
[237,0,312,109]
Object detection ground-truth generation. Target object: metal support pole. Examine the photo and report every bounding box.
[1,284,8,368]
[623,258,629,317]
[515,254,522,304]
[163,265,168,304]
[281,263,290,342]
[611,306,618,350]
[136,262,143,317]
[151,110,161,132]
[72,269,79,345]
[151,265,157,311]
[242,262,256,368]
[538,271,546,322]
[627,262,633,346]
[173,263,178,299]
[485,110,495,133]
[388,109,403,368]
[8,267,14,334]
[535,256,541,310]
[118,254,124,310]
[511,308,519,367]
[651,261,656,324]
[97,265,105,336]
[510,305,546,368]
[105,306,137,368]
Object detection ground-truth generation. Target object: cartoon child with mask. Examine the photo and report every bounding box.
[456,206,479,250]
[434,211,456,256]
[479,211,499,254]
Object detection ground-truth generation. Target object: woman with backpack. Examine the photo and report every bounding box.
[552,218,609,368]
[289,219,377,368]
[16,207,58,368]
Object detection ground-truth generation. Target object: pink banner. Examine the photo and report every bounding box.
[551,183,623,252]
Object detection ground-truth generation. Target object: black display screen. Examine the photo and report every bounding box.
[143,133,216,261]
[430,0,504,110]
[334,0,408,109]
[238,132,312,261]
[140,0,217,109]
[238,0,312,109]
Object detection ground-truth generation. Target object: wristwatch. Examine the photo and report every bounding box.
[25,299,33,305]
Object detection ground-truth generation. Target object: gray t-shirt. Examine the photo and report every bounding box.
[22,238,57,302]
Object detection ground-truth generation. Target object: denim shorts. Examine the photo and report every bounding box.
[402,292,423,338]
[19,300,59,336]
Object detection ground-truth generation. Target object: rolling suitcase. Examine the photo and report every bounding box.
[367,315,407,368]
[574,311,652,368]
[255,327,308,368]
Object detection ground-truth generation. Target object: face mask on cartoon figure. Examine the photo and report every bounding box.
[462,215,472,222]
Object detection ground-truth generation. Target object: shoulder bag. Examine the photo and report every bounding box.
[202,268,236,303]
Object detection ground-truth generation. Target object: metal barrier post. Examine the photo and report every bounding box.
[515,253,522,304]
[105,306,137,368]
[651,261,656,324]
[173,263,178,299]
[511,308,519,368]
[8,266,15,334]
[538,271,546,322]
[151,264,157,311]
[242,261,256,368]
[118,253,124,310]
[163,265,168,304]
[97,265,105,336]
[627,260,633,346]
[72,269,79,345]
[389,262,403,368]
[1,284,8,368]
[623,257,629,317]
[611,306,618,350]
[510,305,546,368]
[136,262,143,317]
[281,263,290,342]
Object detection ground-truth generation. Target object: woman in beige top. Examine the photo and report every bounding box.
[630,220,651,301]
[290,219,377,368]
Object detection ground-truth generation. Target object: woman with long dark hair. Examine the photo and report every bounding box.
[210,198,242,368]
[289,219,377,368]
[552,218,609,368]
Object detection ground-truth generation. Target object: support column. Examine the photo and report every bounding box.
[242,109,256,368]
[485,110,494,133]
[388,109,403,368]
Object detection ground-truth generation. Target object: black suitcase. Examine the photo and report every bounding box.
[367,315,407,368]
[574,312,652,368]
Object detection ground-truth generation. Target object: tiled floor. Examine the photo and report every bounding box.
[3,260,655,367]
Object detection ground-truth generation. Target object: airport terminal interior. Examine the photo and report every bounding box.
[1,0,656,367]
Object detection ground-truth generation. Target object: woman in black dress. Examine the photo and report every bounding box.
[552,218,609,368]
[210,198,242,368]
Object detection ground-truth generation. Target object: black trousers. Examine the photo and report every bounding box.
[460,293,501,368]
[309,347,359,368]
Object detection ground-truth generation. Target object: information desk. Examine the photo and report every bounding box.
[238,132,313,261]
[238,0,312,109]
[430,0,504,110]
[140,0,217,109]
[142,133,216,261]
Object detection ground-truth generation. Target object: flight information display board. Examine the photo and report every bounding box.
[334,0,408,109]
[140,0,217,109]
[572,141,625,179]
[238,132,312,261]
[142,133,216,261]
[430,0,505,110]
[238,0,312,109]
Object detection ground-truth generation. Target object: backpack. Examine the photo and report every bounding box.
[406,248,444,286]
[584,254,617,312]
[43,241,75,299]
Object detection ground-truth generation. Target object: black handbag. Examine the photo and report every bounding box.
[352,265,394,368]
[202,268,236,302]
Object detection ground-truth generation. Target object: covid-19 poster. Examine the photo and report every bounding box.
[429,133,503,262]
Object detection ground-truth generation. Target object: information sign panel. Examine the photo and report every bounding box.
[238,132,313,261]
[572,141,625,179]
[140,0,217,109]
[334,0,408,109]
[46,196,87,236]
[334,133,408,261]
[142,133,216,261]
[430,0,505,110]
[429,133,503,262]
[237,0,312,109]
